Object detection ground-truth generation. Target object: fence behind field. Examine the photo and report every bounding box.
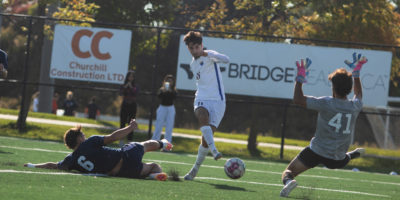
[0,13,399,157]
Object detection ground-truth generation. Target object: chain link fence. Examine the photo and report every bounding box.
[0,13,399,152]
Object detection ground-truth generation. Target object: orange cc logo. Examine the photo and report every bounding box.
[71,29,113,60]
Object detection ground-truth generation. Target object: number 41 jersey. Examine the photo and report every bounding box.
[57,136,122,173]
[306,96,363,160]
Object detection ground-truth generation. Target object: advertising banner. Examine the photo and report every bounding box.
[50,24,132,84]
[176,36,392,107]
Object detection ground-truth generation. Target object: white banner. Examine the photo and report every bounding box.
[50,25,132,84]
[176,36,392,107]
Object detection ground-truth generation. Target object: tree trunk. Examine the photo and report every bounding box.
[16,3,47,131]
[247,101,261,156]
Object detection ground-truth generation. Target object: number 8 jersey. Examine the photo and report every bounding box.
[306,96,363,160]
[57,136,122,173]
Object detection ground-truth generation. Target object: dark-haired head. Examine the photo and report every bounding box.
[63,125,84,149]
[183,31,203,46]
[124,71,135,85]
[328,68,353,98]
[162,74,176,90]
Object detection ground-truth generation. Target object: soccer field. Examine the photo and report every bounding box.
[0,136,399,200]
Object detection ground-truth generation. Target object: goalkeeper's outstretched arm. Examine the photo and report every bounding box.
[24,162,58,169]
[353,77,362,100]
[293,82,306,107]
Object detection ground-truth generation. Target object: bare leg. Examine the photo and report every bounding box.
[140,162,162,176]
[282,157,309,181]
[280,157,310,197]
[140,163,168,181]
[195,107,209,127]
[140,140,161,152]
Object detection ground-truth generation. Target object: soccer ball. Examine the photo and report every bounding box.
[224,158,245,179]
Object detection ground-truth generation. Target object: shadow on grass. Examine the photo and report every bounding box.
[197,181,255,192]
[0,161,18,166]
[97,120,118,128]
[0,150,13,154]
[2,122,42,133]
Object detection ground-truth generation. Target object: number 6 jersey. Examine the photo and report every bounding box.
[306,96,363,160]
[57,136,122,173]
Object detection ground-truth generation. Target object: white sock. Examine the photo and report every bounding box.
[148,173,157,179]
[194,145,209,170]
[200,126,218,156]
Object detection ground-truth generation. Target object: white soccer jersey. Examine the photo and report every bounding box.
[190,50,230,101]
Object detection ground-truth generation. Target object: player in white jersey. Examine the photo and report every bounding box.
[279,53,368,197]
[182,31,230,181]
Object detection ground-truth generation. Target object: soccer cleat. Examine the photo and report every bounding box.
[154,172,168,181]
[348,148,365,159]
[161,139,173,152]
[354,148,365,156]
[184,168,198,181]
[213,152,222,161]
[280,179,298,197]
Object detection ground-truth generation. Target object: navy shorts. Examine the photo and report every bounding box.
[297,146,350,169]
[117,142,144,178]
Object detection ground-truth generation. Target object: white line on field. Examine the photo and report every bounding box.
[0,169,107,176]
[0,145,71,154]
[193,177,390,198]
[1,145,399,187]
[160,152,400,177]
[145,159,400,187]
[0,169,390,198]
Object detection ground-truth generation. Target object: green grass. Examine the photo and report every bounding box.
[0,136,399,200]
[0,108,119,127]
[0,118,399,173]
[4,108,400,157]
[4,108,400,159]
[1,108,400,172]
[0,108,310,146]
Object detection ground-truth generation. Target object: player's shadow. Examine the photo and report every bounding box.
[0,150,13,154]
[198,181,255,192]
[0,161,17,166]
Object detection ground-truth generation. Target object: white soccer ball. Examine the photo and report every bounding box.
[224,158,245,179]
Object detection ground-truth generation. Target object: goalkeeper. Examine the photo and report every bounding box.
[280,53,367,197]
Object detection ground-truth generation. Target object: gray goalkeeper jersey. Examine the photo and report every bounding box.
[306,96,363,160]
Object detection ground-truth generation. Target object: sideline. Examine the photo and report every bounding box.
[0,114,114,130]
[0,114,303,150]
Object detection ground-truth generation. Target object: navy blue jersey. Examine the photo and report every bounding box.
[0,49,8,70]
[57,136,122,173]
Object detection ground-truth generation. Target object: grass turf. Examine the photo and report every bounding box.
[0,136,399,200]
[0,117,400,173]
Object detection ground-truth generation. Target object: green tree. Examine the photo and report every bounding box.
[183,0,311,155]
[85,0,181,120]
[304,1,400,88]
[12,0,99,130]
[184,0,400,153]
